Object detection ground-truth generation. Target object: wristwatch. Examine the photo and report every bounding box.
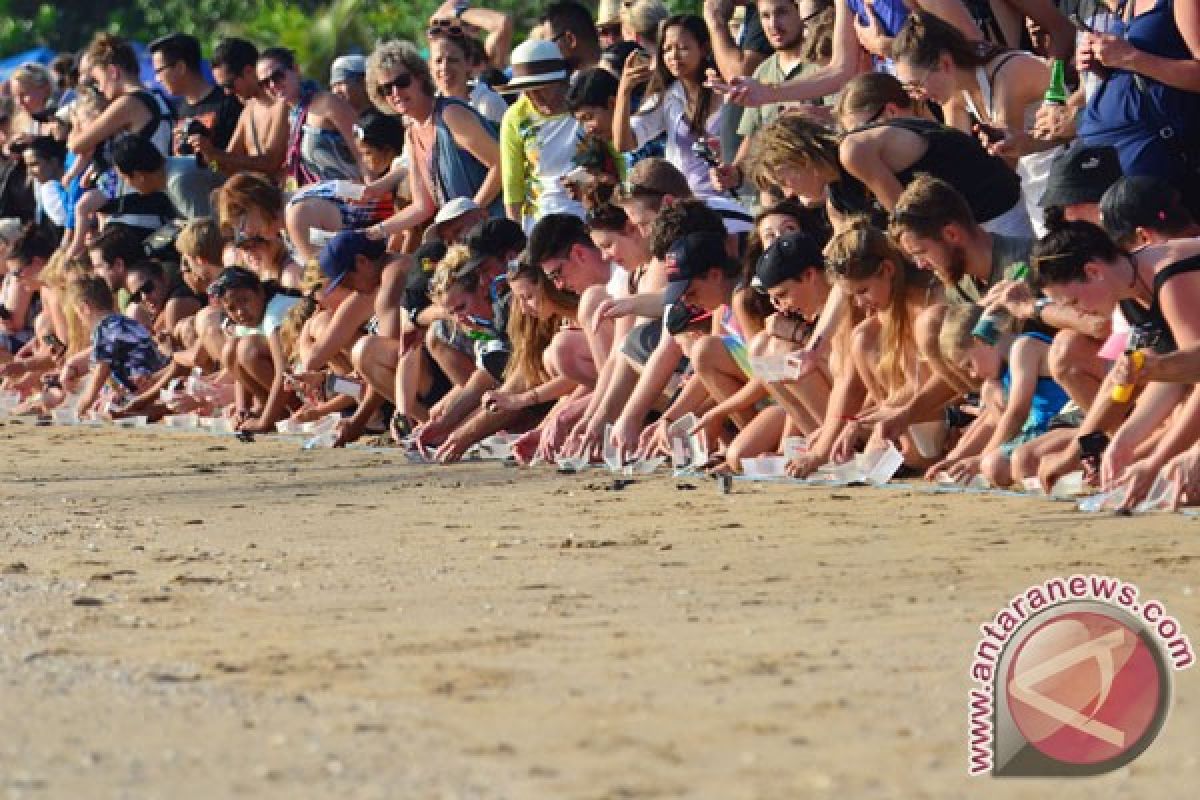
[1032,297,1052,325]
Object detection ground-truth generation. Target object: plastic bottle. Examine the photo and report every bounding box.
[1111,350,1145,403]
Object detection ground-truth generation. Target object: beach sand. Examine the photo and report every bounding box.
[1,420,1197,799]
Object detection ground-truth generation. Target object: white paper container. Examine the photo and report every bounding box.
[1050,471,1085,497]
[783,436,808,462]
[115,416,149,428]
[209,417,235,434]
[163,413,200,430]
[1078,486,1129,513]
[908,420,948,459]
[52,408,80,425]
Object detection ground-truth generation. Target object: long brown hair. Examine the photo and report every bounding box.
[503,259,580,386]
[824,217,926,395]
[890,10,1008,69]
[643,14,716,137]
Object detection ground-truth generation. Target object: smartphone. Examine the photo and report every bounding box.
[42,333,66,356]
[324,374,363,401]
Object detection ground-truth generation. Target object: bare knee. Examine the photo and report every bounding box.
[981,449,1011,487]
[689,334,726,372]
[1048,330,1098,383]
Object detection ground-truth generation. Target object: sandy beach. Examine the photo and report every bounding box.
[1,419,1197,799]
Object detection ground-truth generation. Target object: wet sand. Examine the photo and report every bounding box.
[1,419,1197,799]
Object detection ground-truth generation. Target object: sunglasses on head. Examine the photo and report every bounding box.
[377,72,414,95]
[258,68,287,90]
[129,279,156,304]
[428,22,466,38]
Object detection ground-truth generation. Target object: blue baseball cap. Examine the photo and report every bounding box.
[319,231,386,293]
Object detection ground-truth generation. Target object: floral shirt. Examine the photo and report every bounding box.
[91,314,170,391]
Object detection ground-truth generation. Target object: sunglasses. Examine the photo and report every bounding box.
[129,279,156,304]
[428,22,466,38]
[236,234,271,249]
[377,72,414,96]
[258,68,288,90]
[153,61,178,77]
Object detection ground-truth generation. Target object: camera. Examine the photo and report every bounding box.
[175,118,210,156]
[1127,322,1167,354]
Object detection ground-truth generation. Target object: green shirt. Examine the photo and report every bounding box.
[737,54,818,139]
[946,234,1033,306]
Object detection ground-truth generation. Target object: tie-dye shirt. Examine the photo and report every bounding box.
[499,95,585,232]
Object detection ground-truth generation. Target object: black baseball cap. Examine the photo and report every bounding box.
[663,232,737,306]
[1039,141,1122,209]
[752,231,824,292]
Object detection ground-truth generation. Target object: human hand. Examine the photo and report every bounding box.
[945,455,982,484]
[188,133,217,161]
[703,0,735,23]
[435,429,472,463]
[1032,103,1075,142]
[706,71,771,108]
[609,415,642,462]
[981,279,1035,320]
[1114,457,1164,511]
[854,0,895,59]
[1088,32,1139,71]
[830,420,864,464]
[594,296,638,325]
[1111,349,1154,390]
[1163,445,1200,509]
[619,50,654,94]
[1100,429,1136,491]
[512,428,541,465]
[786,451,825,479]
[709,163,741,192]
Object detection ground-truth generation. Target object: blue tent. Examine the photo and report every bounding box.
[0,46,55,84]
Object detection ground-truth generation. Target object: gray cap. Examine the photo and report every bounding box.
[330,54,367,86]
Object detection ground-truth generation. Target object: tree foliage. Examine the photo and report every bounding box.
[1,0,704,79]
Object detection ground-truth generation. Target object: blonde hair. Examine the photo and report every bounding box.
[939,303,985,365]
[429,244,477,300]
[176,217,225,265]
[366,40,436,115]
[752,114,840,188]
[10,63,54,91]
[277,260,324,362]
[824,217,919,395]
[598,0,622,25]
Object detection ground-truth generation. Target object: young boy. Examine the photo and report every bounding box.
[928,304,1069,488]
[71,276,171,417]
[499,39,584,231]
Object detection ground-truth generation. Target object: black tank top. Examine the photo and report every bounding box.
[1141,251,1200,353]
[873,117,1022,225]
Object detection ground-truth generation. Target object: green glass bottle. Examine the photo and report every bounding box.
[1044,59,1068,105]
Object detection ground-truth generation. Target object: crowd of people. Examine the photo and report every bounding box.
[2,0,1200,511]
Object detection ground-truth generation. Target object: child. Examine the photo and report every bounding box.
[71,276,170,417]
[208,266,303,433]
[498,39,585,231]
[929,303,1069,487]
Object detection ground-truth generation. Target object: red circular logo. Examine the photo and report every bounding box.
[1005,611,1162,766]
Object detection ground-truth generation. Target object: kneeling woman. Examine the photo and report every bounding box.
[489,258,594,464]
[822,217,943,467]
[210,267,303,433]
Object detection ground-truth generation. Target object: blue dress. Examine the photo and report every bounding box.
[1081,0,1200,198]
